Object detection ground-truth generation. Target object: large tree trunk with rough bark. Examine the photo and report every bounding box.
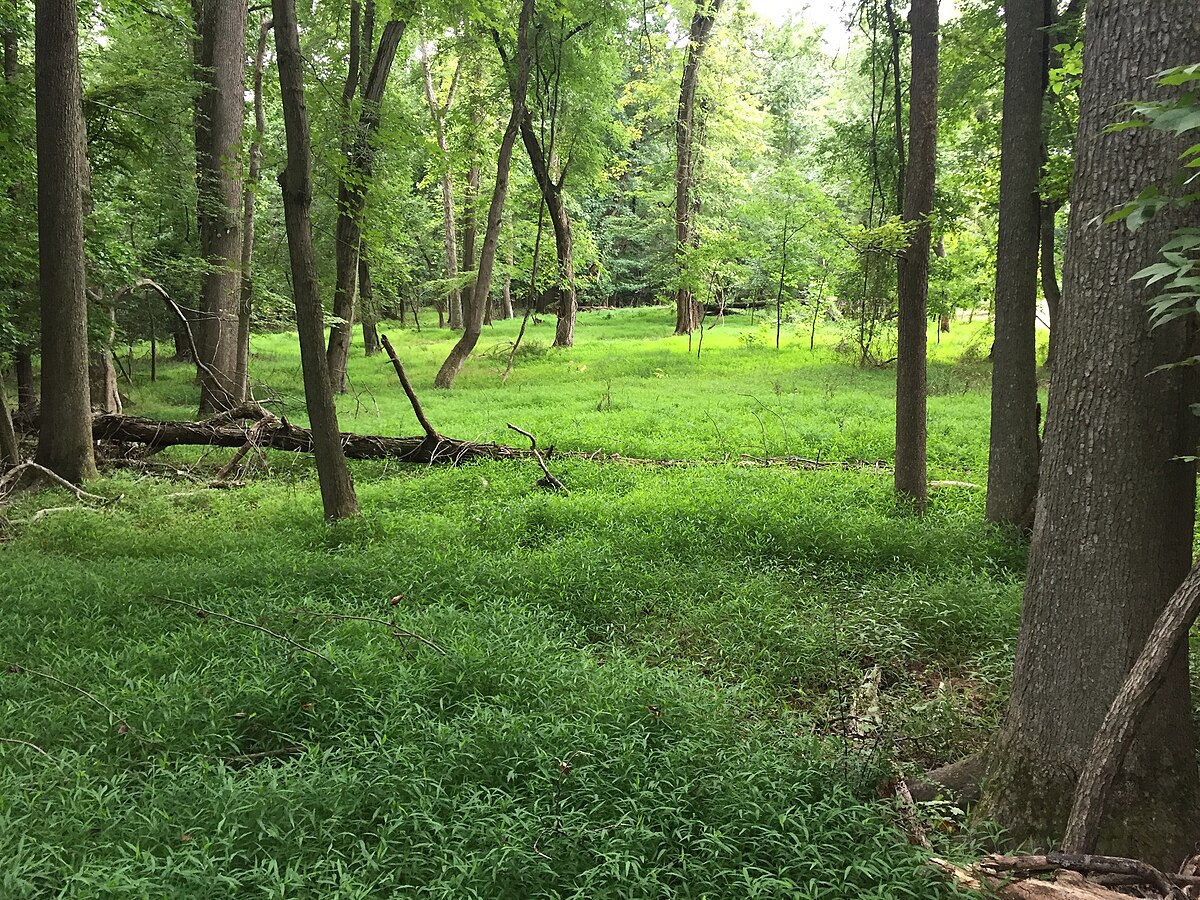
[193,0,247,414]
[986,0,1044,526]
[34,0,96,483]
[325,13,406,392]
[981,1,1200,867]
[237,16,272,402]
[673,0,723,336]
[272,0,359,521]
[894,0,937,510]
[433,0,533,388]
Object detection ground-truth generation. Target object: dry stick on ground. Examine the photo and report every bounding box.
[0,461,111,502]
[1063,561,1200,855]
[214,413,277,481]
[0,736,52,758]
[287,608,447,655]
[380,334,440,439]
[153,594,336,666]
[507,423,567,492]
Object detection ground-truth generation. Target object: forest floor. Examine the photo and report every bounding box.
[2,308,1035,897]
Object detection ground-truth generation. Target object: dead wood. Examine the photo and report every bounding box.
[380,334,440,439]
[931,858,1153,898]
[153,594,336,666]
[286,607,447,655]
[507,423,567,492]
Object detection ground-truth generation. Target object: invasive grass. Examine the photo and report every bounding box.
[0,308,1023,896]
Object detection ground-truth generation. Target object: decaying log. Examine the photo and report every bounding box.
[931,859,1151,898]
[93,414,527,465]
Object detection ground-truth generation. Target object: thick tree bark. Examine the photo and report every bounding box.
[272,0,359,521]
[421,41,462,331]
[1041,199,1061,367]
[985,0,1044,526]
[982,1,1200,866]
[673,0,723,336]
[33,0,96,483]
[433,0,533,388]
[325,15,406,392]
[193,0,248,414]
[894,0,937,510]
[237,16,272,403]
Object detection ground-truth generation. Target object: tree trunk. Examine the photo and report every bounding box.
[894,0,937,510]
[272,0,359,521]
[325,14,406,392]
[89,298,122,415]
[1041,199,1061,367]
[433,0,533,388]
[673,0,724,336]
[986,0,1044,527]
[883,0,906,212]
[359,252,380,356]
[193,0,247,414]
[500,213,515,319]
[0,379,17,465]
[237,15,272,403]
[982,1,1200,866]
[15,348,35,413]
[518,118,578,348]
[421,41,462,332]
[33,0,96,484]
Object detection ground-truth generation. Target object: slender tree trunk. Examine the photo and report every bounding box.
[1041,199,1061,366]
[14,348,34,412]
[89,296,122,414]
[674,0,724,336]
[422,42,462,331]
[433,0,533,388]
[237,16,272,403]
[272,0,359,521]
[193,0,247,414]
[982,1,1200,866]
[359,252,380,356]
[0,379,17,464]
[883,0,906,211]
[34,0,96,483]
[325,14,406,392]
[894,0,937,510]
[518,119,578,348]
[501,214,515,319]
[986,0,1044,527]
[325,1,362,394]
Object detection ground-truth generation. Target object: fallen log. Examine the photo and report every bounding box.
[92,414,527,465]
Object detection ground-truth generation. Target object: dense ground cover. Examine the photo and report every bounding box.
[0,309,1025,897]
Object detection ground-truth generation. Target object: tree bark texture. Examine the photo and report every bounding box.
[34,0,96,483]
[273,0,359,521]
[894,0,937,510]
[15,349,35,413]
[88,299,122,415]
[986,0,1044,526]
[0,371,18,464]
[673,0,724,336]
[433,0,533,388]
[422,42,462,332]
[193,0,248,414]
[238,16,272,403]
[325,14,406,393]
[982,1,1200,866]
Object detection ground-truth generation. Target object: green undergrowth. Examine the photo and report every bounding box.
[0,309,1024,896]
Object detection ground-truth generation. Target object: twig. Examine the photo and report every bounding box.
[153,594,336,666]
[380,335,440,440]
[0,736,51,758]
[5,663,128,730]
[507,423,567,492]
[286,608,447,655]
[0,462,112,503]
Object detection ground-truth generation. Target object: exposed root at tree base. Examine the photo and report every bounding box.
[930,852,1200,899]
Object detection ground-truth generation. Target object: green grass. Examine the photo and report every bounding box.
[0,308,1023,897]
